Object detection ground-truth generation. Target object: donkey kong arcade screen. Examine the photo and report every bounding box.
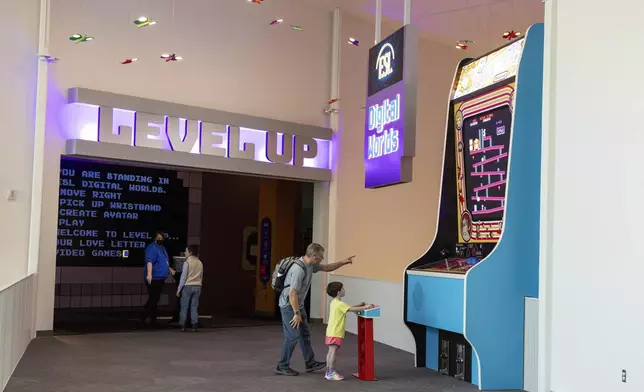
[456,104,512,243]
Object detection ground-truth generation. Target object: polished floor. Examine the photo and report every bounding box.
[6,325,490,392]
[53,308,280,335]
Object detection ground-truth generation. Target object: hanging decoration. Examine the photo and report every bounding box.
[134,16,157,28]
[324,98,340,114]
[40,55,59,63]
[70,3,93,44]
[160,0,182,62]
[124,5,139,61]
[161,53,182,62]
[270,18,284,25]
[502,3,522,41]
[502,30,521,40]
[69,33,94,43]
[348,37,359,46]
[456,40,473,50]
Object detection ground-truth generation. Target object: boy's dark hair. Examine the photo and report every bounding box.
[187,244,200,257]
[326,281,343,297]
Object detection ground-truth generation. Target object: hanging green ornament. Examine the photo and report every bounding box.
[134,16,157,28]
[69,33,94,43]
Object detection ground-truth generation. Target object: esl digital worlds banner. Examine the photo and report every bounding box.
[365,25,418,188]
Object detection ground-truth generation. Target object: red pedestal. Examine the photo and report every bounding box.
[352,316,377,381]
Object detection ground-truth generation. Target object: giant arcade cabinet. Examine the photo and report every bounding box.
[403,24,544,391]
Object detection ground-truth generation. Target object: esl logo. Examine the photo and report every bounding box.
[376,43,395,80]
[367,26,406,97]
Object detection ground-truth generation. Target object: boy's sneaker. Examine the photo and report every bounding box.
[274,366,299,376]
[305,361,326,373]
[325,371,345,381]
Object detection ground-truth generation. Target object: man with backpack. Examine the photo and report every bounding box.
[272,243,355,376]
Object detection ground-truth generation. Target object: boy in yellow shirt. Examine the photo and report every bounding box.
[325,281,372,381]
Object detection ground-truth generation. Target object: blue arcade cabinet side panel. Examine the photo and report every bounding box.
[463,23,544,391]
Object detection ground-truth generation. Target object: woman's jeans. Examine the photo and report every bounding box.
[179,285,201,327]
[278,306,315,369]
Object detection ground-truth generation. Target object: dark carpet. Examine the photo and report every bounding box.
[6,325,486,392]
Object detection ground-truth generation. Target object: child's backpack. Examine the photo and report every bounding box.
[271,257,306,293]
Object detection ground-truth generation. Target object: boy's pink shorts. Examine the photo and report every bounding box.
[325,336,343,348]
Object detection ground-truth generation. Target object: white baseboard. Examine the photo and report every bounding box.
[326,275,415,353]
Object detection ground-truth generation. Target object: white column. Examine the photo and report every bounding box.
[403,0,411,25]
[330,7,341,130]
[28,0,51,337]
[538,0,556,391]
[310,7,342,323]
[375,0,382,43]
[28,0,50,277]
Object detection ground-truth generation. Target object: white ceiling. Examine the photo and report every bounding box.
[300,0,544,54]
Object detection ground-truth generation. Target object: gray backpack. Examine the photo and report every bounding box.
[271,257,305,293]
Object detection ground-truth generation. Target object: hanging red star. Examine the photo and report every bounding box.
[502,30,521,41]
[456,40,473,50]
[160,53,183,62]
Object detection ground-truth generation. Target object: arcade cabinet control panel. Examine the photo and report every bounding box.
[410,243,494,274]
[356,306,381,318]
